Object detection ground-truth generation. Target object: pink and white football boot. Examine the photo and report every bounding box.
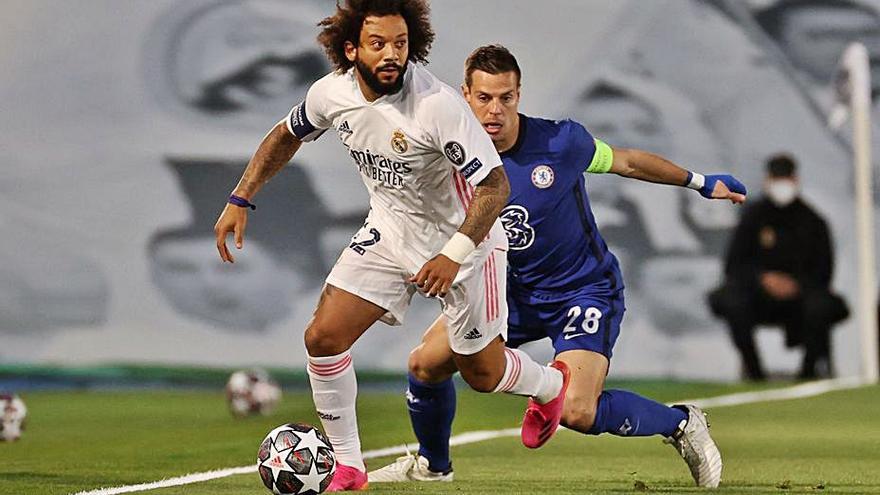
[326,463,369,492]
[521,360,571,449]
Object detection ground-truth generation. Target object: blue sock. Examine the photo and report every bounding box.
[406,374,455,473]
[588,389,687,437]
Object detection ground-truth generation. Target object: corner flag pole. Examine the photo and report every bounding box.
[835,42,878,384]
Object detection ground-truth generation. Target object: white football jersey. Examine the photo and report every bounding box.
[286,62,507,272]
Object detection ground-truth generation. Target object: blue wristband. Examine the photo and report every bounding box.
[228,194,256,210]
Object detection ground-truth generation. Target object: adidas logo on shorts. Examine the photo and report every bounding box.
[463,328,483,340]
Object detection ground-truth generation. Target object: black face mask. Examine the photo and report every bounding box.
[355,58,407,96]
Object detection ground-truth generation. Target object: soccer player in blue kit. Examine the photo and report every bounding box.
[368,45,747,488]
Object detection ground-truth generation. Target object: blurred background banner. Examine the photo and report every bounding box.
[2,0,877,379]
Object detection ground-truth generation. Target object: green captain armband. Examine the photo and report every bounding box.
[586,139,613,174]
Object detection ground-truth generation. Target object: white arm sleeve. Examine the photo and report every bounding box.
[429,90,502,186]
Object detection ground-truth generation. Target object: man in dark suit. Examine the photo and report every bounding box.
[709,154,848,380]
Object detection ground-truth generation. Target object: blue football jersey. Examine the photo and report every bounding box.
[499,115,622,293]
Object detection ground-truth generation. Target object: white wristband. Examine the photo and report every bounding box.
[440,232,476,264]
[686,171,705,191]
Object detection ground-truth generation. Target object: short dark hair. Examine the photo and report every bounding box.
[755,0,879,39]
[317,0,435,73]
[766,153,798,177]
[464,44,522,88]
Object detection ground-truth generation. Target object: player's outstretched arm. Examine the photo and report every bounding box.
[607,147,747,204]
[214,123,303,263]
[410,167,510,297]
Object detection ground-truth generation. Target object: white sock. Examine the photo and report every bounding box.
[492,348,563,404]
[307,350,365,471]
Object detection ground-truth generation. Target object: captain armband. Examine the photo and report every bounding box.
[585,139,614,174]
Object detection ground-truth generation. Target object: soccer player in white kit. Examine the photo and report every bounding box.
[213,1,568,490]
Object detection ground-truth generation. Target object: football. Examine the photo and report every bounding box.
[257,423,336,495]
[225,369,282,417]
[0,394,27,442]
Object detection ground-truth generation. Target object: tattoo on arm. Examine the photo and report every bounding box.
[459,167,511,245]
[234,124,302,198]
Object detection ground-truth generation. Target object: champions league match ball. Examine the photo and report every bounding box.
[225,369,282,417]
[0,394,27,442]
[257,423,336,495]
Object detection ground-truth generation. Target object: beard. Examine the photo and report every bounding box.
[355,58,407,96]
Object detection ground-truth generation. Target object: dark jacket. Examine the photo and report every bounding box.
[724,197,832,292]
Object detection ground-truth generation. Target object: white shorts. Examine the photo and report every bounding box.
[326,223,508,355]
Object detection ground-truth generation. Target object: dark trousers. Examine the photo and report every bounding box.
[709,283,849,380]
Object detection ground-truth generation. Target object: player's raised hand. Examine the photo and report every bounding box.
[214,203,249,263]
[701,174,747,204]
[410,255,460,297]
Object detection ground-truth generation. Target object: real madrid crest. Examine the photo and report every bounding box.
[531,165,555,189]
[391,129,408,154]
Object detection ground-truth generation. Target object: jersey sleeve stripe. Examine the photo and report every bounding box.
[586,139,614,174]
[460,171,474,205]
[452,172,469,210]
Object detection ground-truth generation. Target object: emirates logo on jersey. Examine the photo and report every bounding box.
[348,147,413,188]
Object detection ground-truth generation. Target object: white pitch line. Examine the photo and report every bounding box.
[69,428,524,495]
[671,376,867,409]
[68,466,257,495]
[69,377,871,495]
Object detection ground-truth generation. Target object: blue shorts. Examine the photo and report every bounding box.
[506,278,625,359]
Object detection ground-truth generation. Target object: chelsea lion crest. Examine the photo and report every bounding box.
[391,130,408,154]
[531,165,554,189]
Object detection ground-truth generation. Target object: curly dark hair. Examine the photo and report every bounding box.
[317,0,435,73]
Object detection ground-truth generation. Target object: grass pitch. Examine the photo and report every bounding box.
[1,381,877,494]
